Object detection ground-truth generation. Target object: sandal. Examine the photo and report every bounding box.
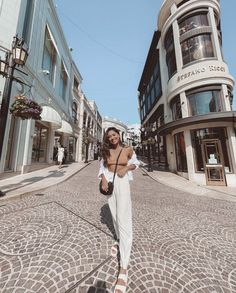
[114,272,128,293]
[110,241,119,257]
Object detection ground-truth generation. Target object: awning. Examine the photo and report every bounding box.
[57,120,73,135]
[41,106,62,129]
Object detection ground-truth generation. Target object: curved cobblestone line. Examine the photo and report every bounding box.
[0,257,15,287]
[133,216,236,283]
[218,226,236,243]
[55,165,236,290]
[1,162,236,292]
[133,233,232,282]
[129,250,233,293]
[228,267,236,292]
[73,259,118,293]
[0,201,113,292]
[1,240,111,292]
[129,251,191,293]
[0,220,68,256]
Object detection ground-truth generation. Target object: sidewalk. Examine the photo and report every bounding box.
[0,162,88,203]
[141,162,236,203]
[0,160,235,205]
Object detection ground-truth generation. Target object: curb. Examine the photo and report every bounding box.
[140,166,236,203]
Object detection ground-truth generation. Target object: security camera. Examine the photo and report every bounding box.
[42,70,50,75]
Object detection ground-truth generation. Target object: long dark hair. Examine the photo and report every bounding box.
[102,127,122,166]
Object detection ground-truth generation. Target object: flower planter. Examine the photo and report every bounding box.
[10,96,42,120]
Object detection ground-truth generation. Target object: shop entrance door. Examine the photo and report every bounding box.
[202,139,226,186]
[32,123,48,163]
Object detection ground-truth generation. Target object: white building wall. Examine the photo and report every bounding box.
[0,0,86,173]
[102,117,128,143]
[156,0,236,187]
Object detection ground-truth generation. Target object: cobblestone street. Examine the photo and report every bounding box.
[0,161,236,293]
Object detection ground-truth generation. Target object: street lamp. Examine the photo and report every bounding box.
[141,124,156,172]
[147,136,156,172]
[0,58,8,76]
[83,125,93,163]
[0,36,28,162]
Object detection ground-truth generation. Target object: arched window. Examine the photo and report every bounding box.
[170,95,182,121]
[178,11,214,65]
[164,26,177,78]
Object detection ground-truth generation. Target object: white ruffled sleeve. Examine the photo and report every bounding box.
[98,159,106,179]
[128,151,140,169]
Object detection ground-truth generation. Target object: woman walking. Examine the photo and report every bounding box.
[57,144,65,169]
[98,127,140,293]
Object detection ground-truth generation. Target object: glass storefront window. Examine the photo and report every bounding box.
[42,27,57,82]
[164,27,177,78]
[151,87,155,105]
[155,78,162,98]
[69,137,77,161]
[174,132,188,172]
[187,90,222,116]
[191,128,231,172]
[171,95,182,120]
[32,123,48,163]
[181,34,214,65]
[179,13,208,35]
[139,50,162,122]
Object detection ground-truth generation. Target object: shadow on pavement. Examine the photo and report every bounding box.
[1,169,66,194]
[100,204,116,240]
[87,280,110,293]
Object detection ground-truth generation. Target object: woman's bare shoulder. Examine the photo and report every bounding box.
[123,145,133,156]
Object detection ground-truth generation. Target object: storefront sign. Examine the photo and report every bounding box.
[177,65,226,83]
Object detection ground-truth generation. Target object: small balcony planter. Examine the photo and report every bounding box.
[10,95,42,120]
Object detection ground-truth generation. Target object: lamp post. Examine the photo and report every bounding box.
[0,36,28,197]
[141,125,156,172]
[83,125,93,163]
[147,137,156,172]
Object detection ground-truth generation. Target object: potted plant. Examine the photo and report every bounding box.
[10,95,42,120]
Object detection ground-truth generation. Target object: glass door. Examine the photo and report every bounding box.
[202,139,226,186]
[32,123,48,163]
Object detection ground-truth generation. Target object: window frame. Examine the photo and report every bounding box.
[178,10,216,66]
[59,60,68,100]
[186,85,223,116]
[191,127,233,173]
[42,26,57,83]
[174,132,188,172]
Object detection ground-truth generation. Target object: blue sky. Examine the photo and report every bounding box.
[56,0,236,124]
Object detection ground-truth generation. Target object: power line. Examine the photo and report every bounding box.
[56,7,143,64]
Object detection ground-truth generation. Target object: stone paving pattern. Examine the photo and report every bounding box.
[0,162,236,292]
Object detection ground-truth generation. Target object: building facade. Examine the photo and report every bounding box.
[102,117,128,143]
[0,0,101,173]
[138,0,236,186]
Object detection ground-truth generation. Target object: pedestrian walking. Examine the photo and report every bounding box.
[57,144,64,169]
[53,146,58,162]
[63,147,68,164]
[98,127,140,293]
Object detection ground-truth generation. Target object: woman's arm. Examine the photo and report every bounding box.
[98,159,106,179]
[127,148,140,169]
[98,159,109,191]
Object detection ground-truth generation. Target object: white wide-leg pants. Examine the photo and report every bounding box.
[108,174,132,269]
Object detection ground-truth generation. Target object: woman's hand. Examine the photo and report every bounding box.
[101,177,108,192]
[117,166,128,177]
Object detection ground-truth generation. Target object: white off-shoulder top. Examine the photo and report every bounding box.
[98,152,140,182]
